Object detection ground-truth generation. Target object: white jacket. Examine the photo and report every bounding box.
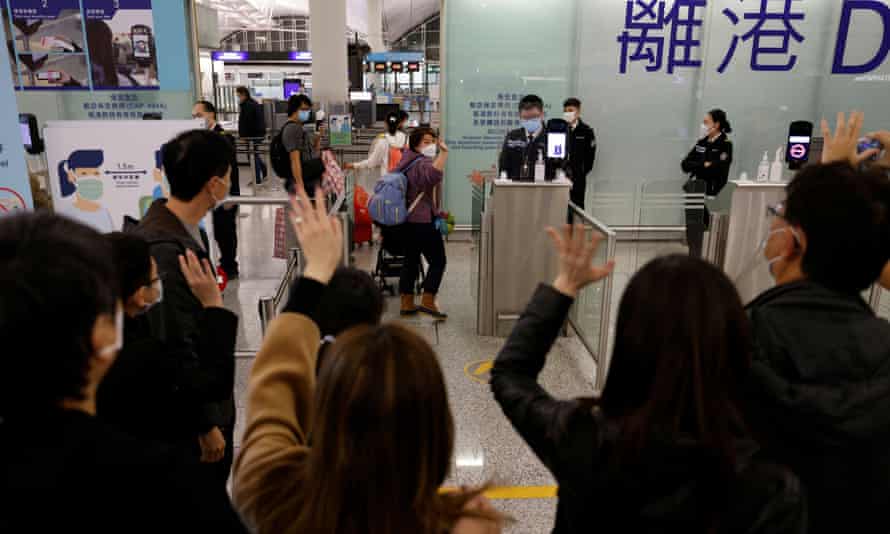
[353,131,408,178]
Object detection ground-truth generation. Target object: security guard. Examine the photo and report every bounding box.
[499,94,551,180]
[681,108,734,257]
[563,98,597,209]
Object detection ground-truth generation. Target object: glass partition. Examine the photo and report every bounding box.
[444,0,890,229]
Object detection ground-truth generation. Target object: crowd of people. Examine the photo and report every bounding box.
[1,106,890,534]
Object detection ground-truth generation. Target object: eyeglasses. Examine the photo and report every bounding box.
[766,202,785,219]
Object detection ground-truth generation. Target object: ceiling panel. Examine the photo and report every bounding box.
[197,0,438,42]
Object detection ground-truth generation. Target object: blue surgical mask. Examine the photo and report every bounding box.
[521,118,542,134]
[298,110,311,122]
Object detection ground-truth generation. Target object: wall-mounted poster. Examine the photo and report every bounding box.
[44,119,200,232]
[83,0,158,89]
[3,0,159,91]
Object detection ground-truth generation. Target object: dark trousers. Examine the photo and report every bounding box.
[684,179,709,258]
[191,424,234,489]
[212,206,239,275]
[252,141,267,184]
[569,176,587,222]
[400,222,446,295]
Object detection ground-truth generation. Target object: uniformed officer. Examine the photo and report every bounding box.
[563,98,597,209]
[681,109,734,258]
[498,95,550,180]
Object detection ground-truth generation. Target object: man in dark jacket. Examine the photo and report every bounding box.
[498,94,553,180]
[133,129,238,490]
[744,162,890,534]
[194,99,241,279]
[563,98,596,210]
[0,212,245,533]
[237,86,267,185]
[98,232,237,449]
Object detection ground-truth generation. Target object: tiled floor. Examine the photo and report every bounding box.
[219,167,686,533]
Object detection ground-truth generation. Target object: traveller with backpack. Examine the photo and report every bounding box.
[370,127,450,319]
[344,111,408,193]
[270,94,325,196]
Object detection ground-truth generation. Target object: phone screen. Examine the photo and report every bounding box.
[20,122,32,148]
[133,34,150,59]
[786,121,814,169]
[37,71,61,81]
[547,132,567,159]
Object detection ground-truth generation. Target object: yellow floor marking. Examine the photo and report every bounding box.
[441,485,558,500]
[464,359,494,384]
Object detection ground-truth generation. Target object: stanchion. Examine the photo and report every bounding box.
[258,297,276,337]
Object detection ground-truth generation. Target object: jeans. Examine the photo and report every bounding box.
[251,141,267,184]
[400,222,447,295]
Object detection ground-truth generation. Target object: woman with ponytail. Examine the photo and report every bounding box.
[345,111,409,191]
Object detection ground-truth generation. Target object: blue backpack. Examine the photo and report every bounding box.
[369,158,424,226]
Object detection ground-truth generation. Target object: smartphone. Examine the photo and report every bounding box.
[546,118,570,160]
[130,25,153,66]
[786,121,814,170]
[858,138,884,162]
[36,70,61,82]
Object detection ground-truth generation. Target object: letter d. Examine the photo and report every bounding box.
[832,0,890,75]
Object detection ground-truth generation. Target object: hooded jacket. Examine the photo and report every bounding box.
[745,280,890,534]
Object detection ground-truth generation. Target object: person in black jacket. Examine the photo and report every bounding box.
[681,109,734,257]
[237,86,267,185]
[498,94,552,180]
[491,226,806,534]
[744,156,890,533]
[194,99,241,279]
[563,98,597,210]
[133,129,238,490]
[0,212,245,533]
[98,233,236,455]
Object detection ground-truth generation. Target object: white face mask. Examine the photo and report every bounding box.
[421,144,438,158]
[564,111,578,124]
[99,306,124,357]
[733,226,800,285]
[765,226,800,279]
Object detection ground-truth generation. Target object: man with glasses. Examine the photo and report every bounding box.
[744,159,890,534]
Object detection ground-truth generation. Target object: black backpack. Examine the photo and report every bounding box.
[270,122,296,181]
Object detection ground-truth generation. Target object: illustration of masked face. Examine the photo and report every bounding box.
[68,168,104,201]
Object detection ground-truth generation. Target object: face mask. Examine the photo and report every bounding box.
[521,118,542,134]
[733,226,800,284]
[77,178,104,201]
[209,177,228,210]
[298,110,311,122]
[421,144,438,158]
[99,306,124,357]
[564,111,578,124]
[701,123,713,137]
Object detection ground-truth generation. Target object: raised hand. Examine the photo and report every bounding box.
[289,187,343,284]
[547,225,615,298]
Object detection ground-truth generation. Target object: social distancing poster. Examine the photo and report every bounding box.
[45,120,200,232]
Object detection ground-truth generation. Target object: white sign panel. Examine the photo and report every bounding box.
[45,120,202,233]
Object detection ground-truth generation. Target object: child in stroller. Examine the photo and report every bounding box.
[373,224,425,296]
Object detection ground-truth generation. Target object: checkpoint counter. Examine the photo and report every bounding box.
[707,180,788,304]
[477,178,572,336]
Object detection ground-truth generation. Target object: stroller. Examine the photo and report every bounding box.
[374,224,425,296]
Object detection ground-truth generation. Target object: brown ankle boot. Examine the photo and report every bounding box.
[419,293,447,320]
[400,294,418,316]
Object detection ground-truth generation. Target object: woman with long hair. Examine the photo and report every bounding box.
[491,226,805,533]
[233,189,502,534]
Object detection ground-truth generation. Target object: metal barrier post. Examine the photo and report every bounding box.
[338,212,350,266]
[258,297,276,337]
